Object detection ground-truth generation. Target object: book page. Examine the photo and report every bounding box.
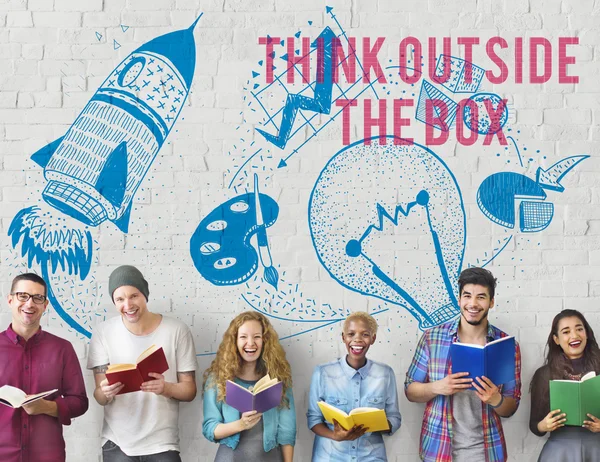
[0,385,27,407]
[107,363,137,373]
[350,407,379,415]
[254,377,279,394]
[582,371,597,382]
[137,344,160,363]
[486,336,514,347]
[253,374,271,393]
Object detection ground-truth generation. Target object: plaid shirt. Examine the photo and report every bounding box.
[404,317,521,462]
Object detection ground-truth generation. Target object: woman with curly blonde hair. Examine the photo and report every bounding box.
[202,311,296,462]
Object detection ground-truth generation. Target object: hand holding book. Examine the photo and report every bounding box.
[331,419,367,441]
[537,409,567,433]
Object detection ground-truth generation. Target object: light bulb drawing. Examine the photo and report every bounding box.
[309,136,466,329]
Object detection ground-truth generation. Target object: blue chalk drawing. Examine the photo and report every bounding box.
[10,17,202,338]
[309,136,466,329]
[435,54,485,93]
[30,17,200,233]
[190,174,280,289]
[121,25,130,33]
[477,172,553,232]
[415,80,458,131]
[95,32,102,41]
[462,93,508,135]
[243,6,379,173]
[113,39,121,50]
[8,206,93,338]
[536,155,590,192]
[257,27,336,151]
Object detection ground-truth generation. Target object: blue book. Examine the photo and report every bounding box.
[450,336,515,387]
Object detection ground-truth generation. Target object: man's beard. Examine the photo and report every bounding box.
[462,308,489,326]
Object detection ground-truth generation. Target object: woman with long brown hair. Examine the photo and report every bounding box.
[530,309,600,461]
[202,311,295,461]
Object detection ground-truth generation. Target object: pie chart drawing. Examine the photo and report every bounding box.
[477,172,554,233]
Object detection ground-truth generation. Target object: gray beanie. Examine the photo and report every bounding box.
[108,265,150,302]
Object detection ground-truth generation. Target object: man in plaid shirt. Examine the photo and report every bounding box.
[405,267,521,462]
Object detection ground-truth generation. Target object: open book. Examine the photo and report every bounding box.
[0,385,57,409]
[225,374,283,413]
[106,345,169,395]
[450,336,515,387]
[318,401,389,432]
[550,371,600,426]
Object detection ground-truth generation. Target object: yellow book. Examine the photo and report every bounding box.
[317,401,389,432]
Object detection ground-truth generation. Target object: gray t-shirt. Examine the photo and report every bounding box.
[452,390,486,461]
[87,315,198,456]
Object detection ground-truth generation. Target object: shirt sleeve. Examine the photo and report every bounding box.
[276,386,297,446]
[55,341,89,426]
[404,331,430,390]
[175,323,198,373]
[86,324,109,370]
[202,380,225,443]
[384,367,402,435]
[306,366,324,430]
[529,366,550,436]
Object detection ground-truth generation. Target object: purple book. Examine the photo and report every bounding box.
[225,376,283,413]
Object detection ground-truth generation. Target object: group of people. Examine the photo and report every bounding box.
[1,265,599,461]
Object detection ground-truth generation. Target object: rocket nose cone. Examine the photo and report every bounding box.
[189,13,203,31]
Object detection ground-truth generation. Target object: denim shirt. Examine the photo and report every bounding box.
[307,357,402,462]
[202,376,296,452]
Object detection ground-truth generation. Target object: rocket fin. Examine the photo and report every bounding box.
[95,141,128,208]
[113,201,133,233]
[31,136,64,168]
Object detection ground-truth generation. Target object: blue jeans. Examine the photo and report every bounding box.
[102,440,181,462]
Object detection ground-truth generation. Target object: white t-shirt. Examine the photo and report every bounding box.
[87,315,197,456]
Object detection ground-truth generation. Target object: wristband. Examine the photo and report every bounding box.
[490,394,504,409]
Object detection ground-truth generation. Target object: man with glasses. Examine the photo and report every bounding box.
[0,273,89,462]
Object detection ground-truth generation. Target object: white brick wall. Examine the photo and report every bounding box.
[0,0,599,461]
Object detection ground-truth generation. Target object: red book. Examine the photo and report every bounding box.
[106,345,169,395]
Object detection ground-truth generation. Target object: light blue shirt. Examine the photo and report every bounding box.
[307,357,402,462]
[202,376,296,452]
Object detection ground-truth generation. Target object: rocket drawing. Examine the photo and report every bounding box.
[30,16,202,232]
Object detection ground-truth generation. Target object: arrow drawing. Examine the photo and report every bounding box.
[536,155,590,192]
[257,26,336,152]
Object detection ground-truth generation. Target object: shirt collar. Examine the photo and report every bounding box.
[448,316,495,342]
[6,324,43,345]
[338,355,372,380]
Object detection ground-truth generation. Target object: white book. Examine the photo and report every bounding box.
[0,385,58,409]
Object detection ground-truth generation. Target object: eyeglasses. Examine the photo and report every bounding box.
[11,292,47,304]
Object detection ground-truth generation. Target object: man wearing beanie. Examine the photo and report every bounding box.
[87,265,197,461]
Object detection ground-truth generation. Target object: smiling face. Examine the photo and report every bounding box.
[554,316,588,360]
[8,280,48,333]
[113,285,148,325]
[237,320,263,366]
[459,283,494,326]
[342,319,376,366]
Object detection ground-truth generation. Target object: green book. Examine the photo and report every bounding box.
[549,371,600,426]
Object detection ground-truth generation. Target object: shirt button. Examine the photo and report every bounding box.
[24,365,29,370]
[352,445,356,449]
[23,425,27,429]
[355,399,358,402]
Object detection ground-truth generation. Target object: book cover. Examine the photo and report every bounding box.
[106,345,169,395]
[0,385,58,409]
[550,372,600,426]
[450,336,515,386]
[225,374,283,413]
[317,401,390,432]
